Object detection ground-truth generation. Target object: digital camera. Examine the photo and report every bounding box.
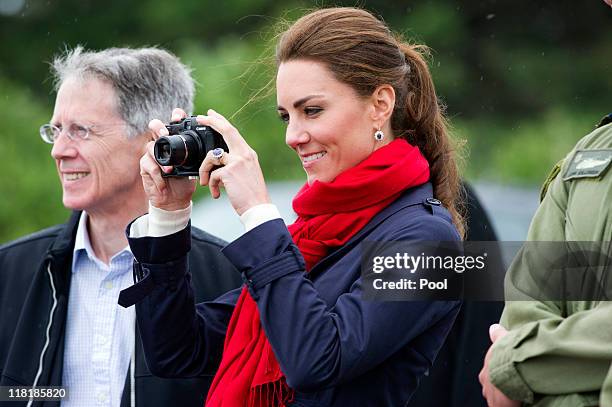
[153,116,228,177]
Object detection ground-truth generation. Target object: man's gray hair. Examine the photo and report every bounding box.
[51,46,195,138]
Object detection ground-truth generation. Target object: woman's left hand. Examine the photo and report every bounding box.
[197,109,271,215]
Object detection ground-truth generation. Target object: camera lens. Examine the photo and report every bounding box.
[157,141,172,162]
[154,132,204,168]
[154,136,187,166]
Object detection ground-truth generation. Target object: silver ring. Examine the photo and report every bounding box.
[212,148,225,162]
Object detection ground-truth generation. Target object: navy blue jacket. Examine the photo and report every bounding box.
[119,183,461,406]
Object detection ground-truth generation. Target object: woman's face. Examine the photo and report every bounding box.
[276,59,384,185]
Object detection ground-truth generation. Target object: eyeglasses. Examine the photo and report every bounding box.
[39,122,125,144]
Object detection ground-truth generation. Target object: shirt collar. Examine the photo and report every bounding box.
[72,211,132,273]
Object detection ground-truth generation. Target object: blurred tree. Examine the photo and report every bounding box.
[0,0,610,242]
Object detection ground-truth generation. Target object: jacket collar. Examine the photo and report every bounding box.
[309,182,433,277]
[49,210,82,258]
[46,210,81,295]
[340,181,433,244]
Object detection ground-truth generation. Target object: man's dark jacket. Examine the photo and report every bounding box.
[0,211,241,407]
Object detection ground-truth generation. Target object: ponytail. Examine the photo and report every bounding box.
[395,43,465,238]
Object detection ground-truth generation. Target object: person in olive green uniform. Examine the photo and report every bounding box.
[479,117,612,407]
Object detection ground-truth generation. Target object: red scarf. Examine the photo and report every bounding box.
[206,139,430,406]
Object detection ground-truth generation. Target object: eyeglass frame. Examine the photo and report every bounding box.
[39,122,127,144]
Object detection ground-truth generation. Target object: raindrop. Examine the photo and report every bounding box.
[486,14,495,20]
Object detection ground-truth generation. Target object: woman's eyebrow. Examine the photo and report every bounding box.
[277,94,324,111]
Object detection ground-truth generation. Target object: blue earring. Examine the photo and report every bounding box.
[374,130,385,141]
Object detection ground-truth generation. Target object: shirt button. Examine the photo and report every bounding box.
[426,197,442,206]
[104,281,113,289]
[97,392,108,403]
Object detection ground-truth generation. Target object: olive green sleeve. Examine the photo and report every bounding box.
[600,364,612,407]
[488,140,612,403]
[490,303,612,402]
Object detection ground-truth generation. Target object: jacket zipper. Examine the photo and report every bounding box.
[27,261,59,407]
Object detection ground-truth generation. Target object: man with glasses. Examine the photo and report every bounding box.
[0,47,240,406]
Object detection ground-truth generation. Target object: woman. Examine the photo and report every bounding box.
[120,7,464,406]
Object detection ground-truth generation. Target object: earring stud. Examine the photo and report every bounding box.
[374,130,385,141]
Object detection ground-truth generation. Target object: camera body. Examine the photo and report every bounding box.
[153,116,228,177]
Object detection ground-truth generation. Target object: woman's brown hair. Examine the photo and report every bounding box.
[276,7,465,237]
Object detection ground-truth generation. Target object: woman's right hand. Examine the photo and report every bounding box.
[140,110,197,211]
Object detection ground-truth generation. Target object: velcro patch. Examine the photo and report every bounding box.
[563,149,612,181]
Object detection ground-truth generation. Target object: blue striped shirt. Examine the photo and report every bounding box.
[62,212,135,407]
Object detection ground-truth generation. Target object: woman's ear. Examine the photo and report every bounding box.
[369,84,396,126]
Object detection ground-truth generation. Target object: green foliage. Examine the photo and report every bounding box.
[0,0,610,243]
[0,75,68,242]
[456,109,599,184]
[176,38,305,202]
